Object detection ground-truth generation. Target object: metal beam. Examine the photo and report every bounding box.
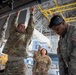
[0,0,37,17]
[38,1,76,22]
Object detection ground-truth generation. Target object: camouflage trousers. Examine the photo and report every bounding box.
[2,59,26,75]
[35,71,48,75]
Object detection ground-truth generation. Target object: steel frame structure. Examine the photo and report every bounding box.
[38,0,76,22]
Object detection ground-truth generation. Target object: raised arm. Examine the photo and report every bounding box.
[11,11,20,27]
[0,15,10,47]
[25,7,34,48]
[26,7,34,35]
[9,11,20,34]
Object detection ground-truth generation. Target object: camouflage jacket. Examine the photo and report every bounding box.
[57,24,76,75]
[33,55,52,73]
[3,14,34,58]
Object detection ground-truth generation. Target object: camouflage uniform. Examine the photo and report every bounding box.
[3,14,34,75]
[33,55,52,75]
[57,24,76,75]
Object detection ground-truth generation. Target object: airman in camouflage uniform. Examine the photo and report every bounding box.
[49,15,76,75]
[33,48,52,75]
[2,7,34,75]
